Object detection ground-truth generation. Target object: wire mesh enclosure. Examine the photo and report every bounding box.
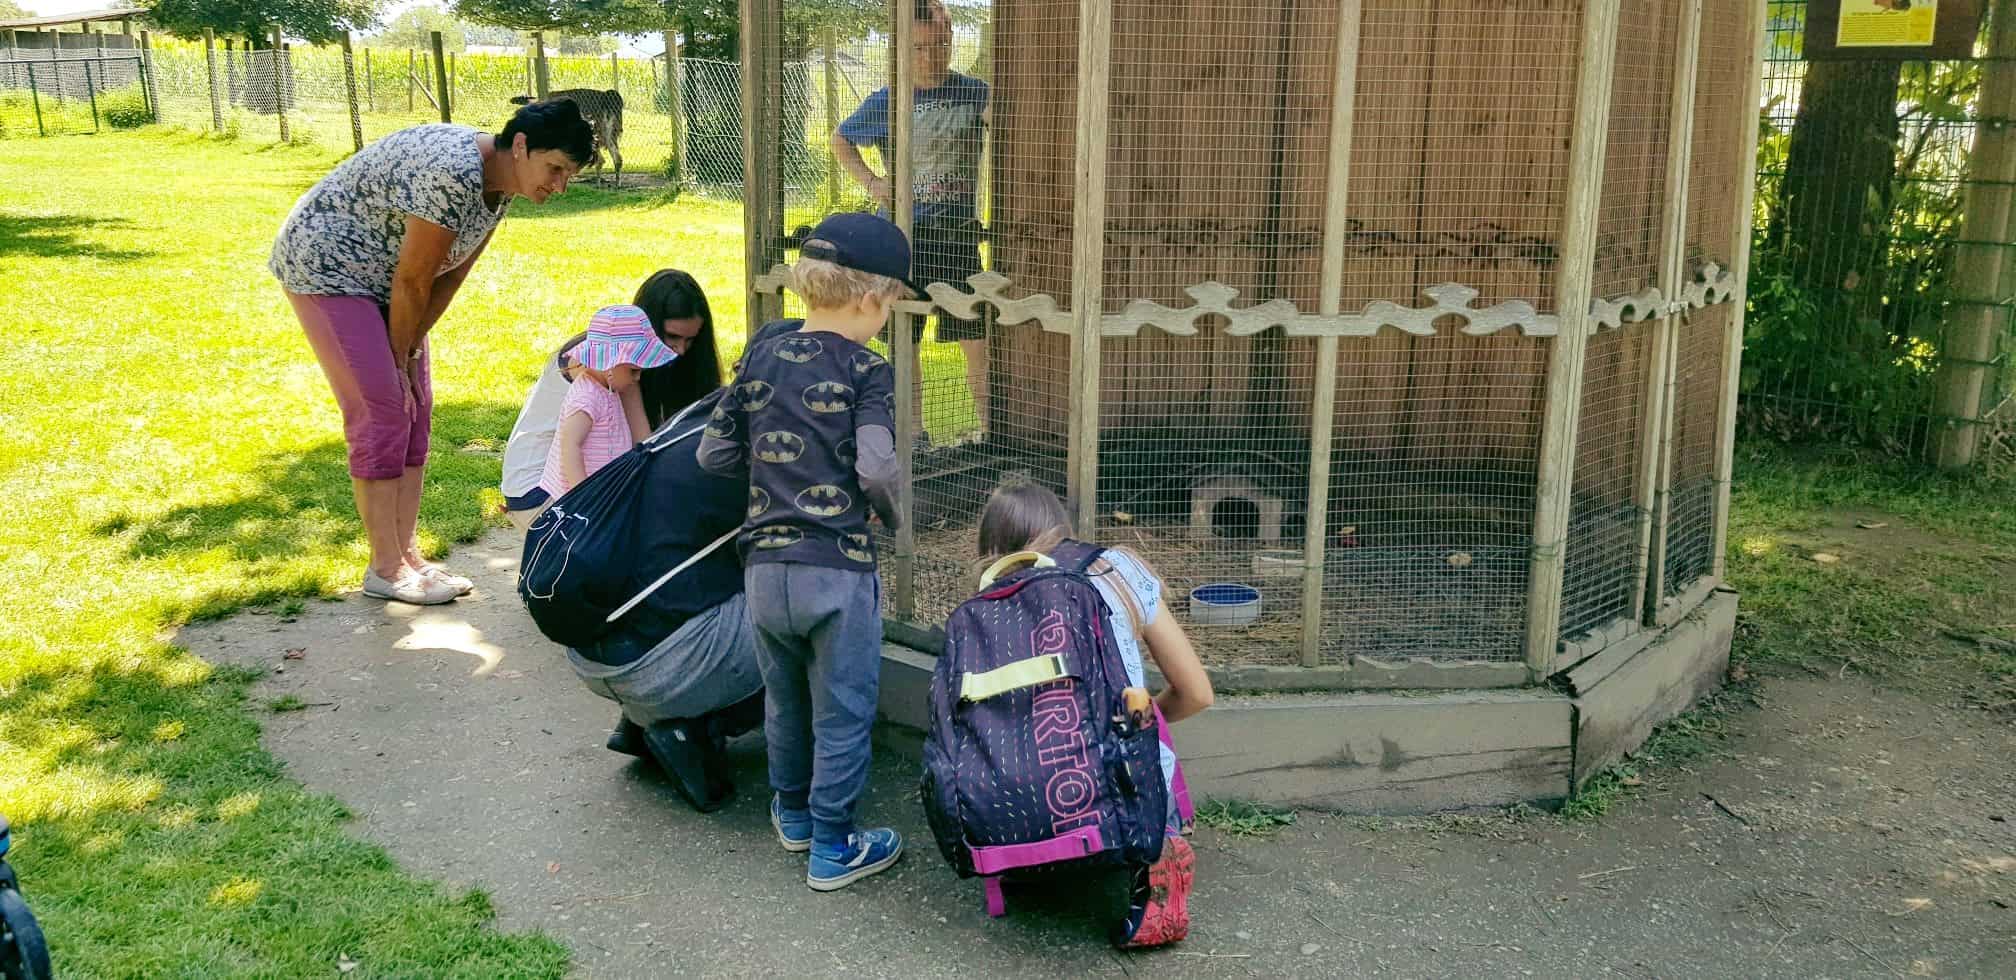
[741,0,1766,683]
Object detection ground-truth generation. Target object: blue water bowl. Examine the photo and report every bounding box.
[1188,582,1263,627]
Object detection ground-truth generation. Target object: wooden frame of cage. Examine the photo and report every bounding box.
[739,0,1768,684]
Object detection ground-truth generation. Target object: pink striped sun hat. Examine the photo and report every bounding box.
[578,304,678,372]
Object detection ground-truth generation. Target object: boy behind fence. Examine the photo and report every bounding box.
[697,213,911,891]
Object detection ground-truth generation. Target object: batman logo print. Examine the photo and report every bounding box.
[795,484,852,518]
[837,533,873,563]
[703,407,737,440]
[774,335,824,364]
[748,486,771,520]
[753,431,806,464]
[803,381,854,414]
[735,379,775,412]
[835,437,857,467]
[750,524,804,550]
[849,349,886,377]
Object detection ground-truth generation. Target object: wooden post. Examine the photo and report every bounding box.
[449,52,456,105]
[1634,0,1704,622]
[892,0,920,620]
[532,31,551,98]
[204,28,224,130]
[366,47,374,111]
[739,0,770,340]
[1523,0,1621,674]
[1297,1,1364,668]
[1067,0,1115,535]
[524,46,534,97]
[824,27,841,206]
[407,48,415,112]
[663,29,684,184]
[271,25,290,143]
[138,29,157,123]
[610,50,620,91]
[1709,0,1772,580]
[1931,0,2016,469]
[341,32,364,151]
[431,31,451,122]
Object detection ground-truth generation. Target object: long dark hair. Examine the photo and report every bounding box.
[632,269,722,428]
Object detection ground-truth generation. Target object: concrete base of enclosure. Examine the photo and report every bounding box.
[876,590,1737,813]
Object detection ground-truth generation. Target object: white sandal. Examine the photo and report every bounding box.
[362,568,460,605]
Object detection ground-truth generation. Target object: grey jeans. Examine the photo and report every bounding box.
[568,593,763,726]
[745,562,883,847]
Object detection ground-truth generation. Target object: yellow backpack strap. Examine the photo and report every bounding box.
[978,550,1056,589]
[960,653,1071,702]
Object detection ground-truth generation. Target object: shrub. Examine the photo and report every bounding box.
[100,86,153,129]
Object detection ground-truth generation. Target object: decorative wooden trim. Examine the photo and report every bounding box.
[1067,0,1114,534]
[1301,0,1364,668]
[1524,0,1622,674]
[752,262,1738,342]
[1711,0,1772,580]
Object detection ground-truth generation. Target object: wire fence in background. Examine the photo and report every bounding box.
[1751,0,2016,465]
[85,31,894,211]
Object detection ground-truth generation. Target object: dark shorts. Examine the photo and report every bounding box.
[888,218,986,345]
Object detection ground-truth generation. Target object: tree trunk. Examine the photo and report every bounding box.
[1771,59,1902,315]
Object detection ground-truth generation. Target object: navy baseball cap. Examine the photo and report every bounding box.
[800,212,924,299]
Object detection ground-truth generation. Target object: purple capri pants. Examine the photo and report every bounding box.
[288,292,433,480]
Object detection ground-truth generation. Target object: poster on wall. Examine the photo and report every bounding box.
[1803,0,1983,60]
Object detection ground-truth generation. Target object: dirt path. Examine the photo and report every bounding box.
[177,530,2015,979]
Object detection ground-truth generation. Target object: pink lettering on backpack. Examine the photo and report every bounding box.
[1029,607,1099,834]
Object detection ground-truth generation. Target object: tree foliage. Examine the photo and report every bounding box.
[365,4,466,51]
[0,1,29,22]
[144,0,386,45]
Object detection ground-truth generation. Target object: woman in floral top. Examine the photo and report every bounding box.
[270,101,594,605]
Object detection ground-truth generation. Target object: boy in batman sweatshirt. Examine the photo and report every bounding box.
[698,213,911,891]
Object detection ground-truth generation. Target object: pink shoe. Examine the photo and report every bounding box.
[1117,835,1194,949]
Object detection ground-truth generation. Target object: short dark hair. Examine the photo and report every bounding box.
[499,99,596,168]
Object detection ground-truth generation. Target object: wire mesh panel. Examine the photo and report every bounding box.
[1560,0,1680,642]
[1666,303,1727,594]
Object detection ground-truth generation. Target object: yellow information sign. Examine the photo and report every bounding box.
[1836,0,1940,48]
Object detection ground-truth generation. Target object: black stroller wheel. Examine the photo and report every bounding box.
[0,886,51,980]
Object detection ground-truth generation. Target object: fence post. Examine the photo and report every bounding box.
[341,32,364,151]
[823,27,839,206]
[1523,0,1620,675]
[663,29,684,183]
[365,47,374,110]
[1932,0,2016,469]
[85,53,101,132]
[27,62,43,137]
[204,28,223,130]
[610,50,619,91]
[225,38,237,108]
[407,48,415,112]
[448,52,456,105]
[271,26,290,142]
[1066,0,1114,539]
[431,31,451,122]
[138,29,158,123]
[532,31,550,97]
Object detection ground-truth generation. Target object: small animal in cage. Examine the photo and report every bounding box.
[511,89,625,187]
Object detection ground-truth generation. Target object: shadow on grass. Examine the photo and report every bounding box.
[0,210,153,261]
[91,399,522,623]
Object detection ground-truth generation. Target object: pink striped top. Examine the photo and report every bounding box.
[538,376,634,498]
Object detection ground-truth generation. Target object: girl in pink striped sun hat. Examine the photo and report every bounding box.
[538,305,679,500]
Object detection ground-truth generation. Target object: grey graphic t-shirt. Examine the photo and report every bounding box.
[269,124,507,302]
[837,74,988,224]
[697,323,900,571]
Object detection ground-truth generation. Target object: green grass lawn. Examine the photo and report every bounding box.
[2,126,2010,974]
[0,125,978,977]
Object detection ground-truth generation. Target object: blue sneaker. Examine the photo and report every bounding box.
[806,828,904,891]
[771,797,812,853]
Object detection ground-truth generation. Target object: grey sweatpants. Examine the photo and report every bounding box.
[568,593,763,726]
[745,562,882,847]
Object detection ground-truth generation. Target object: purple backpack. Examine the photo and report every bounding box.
[921,540,1170,922]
